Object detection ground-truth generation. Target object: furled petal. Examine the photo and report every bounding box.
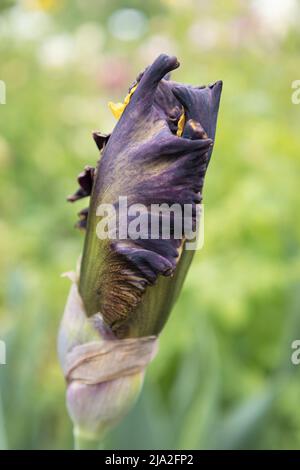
[172,79,223,157]
[67,166,95,203]
[92,132,110,151]
[79,54,222,338]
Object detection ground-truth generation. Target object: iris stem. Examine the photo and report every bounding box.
[74,429,103,450]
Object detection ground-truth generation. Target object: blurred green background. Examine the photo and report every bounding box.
[0,0,300,450]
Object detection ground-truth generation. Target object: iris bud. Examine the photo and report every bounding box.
[59,54,222,447]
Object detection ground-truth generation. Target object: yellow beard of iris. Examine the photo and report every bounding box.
[108,85,138,120]
[176,111,185,137]
[108,84,185,137]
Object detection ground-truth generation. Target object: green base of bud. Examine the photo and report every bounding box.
[74,427,104,450]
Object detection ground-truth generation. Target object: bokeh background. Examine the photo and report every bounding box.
[0,0,300,450]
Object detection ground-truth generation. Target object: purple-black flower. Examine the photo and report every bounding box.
[69,54,222,338]
[60,54,223,447]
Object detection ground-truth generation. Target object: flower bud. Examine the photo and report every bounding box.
[60,55,222,446]
[78,54,222,338]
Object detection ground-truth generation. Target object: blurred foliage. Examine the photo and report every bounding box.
[0,0,300,450]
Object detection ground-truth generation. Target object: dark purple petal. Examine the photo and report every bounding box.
[67,166,95,203]
[172,80,223,149]
[79,54,222,338]
[92,132,110,151]
[75,207,89,230]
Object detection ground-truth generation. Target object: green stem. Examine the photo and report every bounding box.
[74,428,103,450]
